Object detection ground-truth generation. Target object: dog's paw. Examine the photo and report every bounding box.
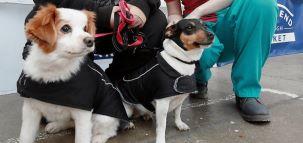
[92,135,107,143]
[124,122,135,130]
[175,121,190,131]
[45,122,63,134]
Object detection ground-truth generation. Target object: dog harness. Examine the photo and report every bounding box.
[117,53,197,111]
[17,58,128,121]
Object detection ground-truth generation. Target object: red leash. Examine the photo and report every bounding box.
[95,0,143,47]
[95,32,113,37]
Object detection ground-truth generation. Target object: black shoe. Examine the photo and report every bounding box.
[190,82,208,99]
[236,96,270,122]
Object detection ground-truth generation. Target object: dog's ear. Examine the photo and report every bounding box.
[165,24,177,38]
[25,4,58,53]
[83,10,96,36]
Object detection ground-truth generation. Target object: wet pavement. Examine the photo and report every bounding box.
[1,54,303,143]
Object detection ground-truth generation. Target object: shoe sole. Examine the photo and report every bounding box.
[190,94,208,99]
[189,90,208,99]
[240,113,271,122]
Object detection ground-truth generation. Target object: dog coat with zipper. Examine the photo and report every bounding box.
[17,58,128,121]
[117,53,197,111]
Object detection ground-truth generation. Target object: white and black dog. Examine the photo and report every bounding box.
[17,5,128,143]
[117,19,214,143]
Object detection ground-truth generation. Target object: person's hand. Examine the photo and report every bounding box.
[185,13,204,25]
[110,5,146,29]
[128,4,146,28]
[129,14,144,28]
[185,12,201,19]
[167,14,182,27]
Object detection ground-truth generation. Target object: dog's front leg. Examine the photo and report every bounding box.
[20,100,42,143]
[45,120,74,133]
[72,110,92,143]
[174,104,190,131]
[123,102,134,118]
[155,99,170,143]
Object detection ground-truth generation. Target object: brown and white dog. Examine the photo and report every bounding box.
[18,4,127,143]
[118,19,214,143]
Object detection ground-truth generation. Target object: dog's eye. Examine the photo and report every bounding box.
[186,25,193,30]
[83,26,87,32]
[61,25,72,33]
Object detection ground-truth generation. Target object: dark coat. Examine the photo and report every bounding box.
[117,53,197,111]
[17,58,129,121]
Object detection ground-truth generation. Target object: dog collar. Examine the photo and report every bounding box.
[171,55,196,65]
[163,39,204,62]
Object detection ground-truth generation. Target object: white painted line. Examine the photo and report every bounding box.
[0,90,16,96]
[262,88,300,98]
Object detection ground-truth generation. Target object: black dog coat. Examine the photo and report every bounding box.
[117,53,197,111]
[17,58,128,121]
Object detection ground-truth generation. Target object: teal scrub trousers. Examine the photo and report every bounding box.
[196,0,278,98]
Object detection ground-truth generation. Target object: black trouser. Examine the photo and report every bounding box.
[104,9,167,81]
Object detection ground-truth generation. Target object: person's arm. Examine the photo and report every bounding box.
[166,0,183,25]
[58,0,114,31]
[128,0,160,18]
[25,0,62,24]
[186,0,233,19]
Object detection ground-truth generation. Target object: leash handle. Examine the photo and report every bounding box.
[94,0,134,39]
[115,19,144,47]
[115,0,143,47]
[95,0,144,48]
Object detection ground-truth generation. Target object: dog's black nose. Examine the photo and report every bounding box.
[208,32,214,41]
[83,37,94,48]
